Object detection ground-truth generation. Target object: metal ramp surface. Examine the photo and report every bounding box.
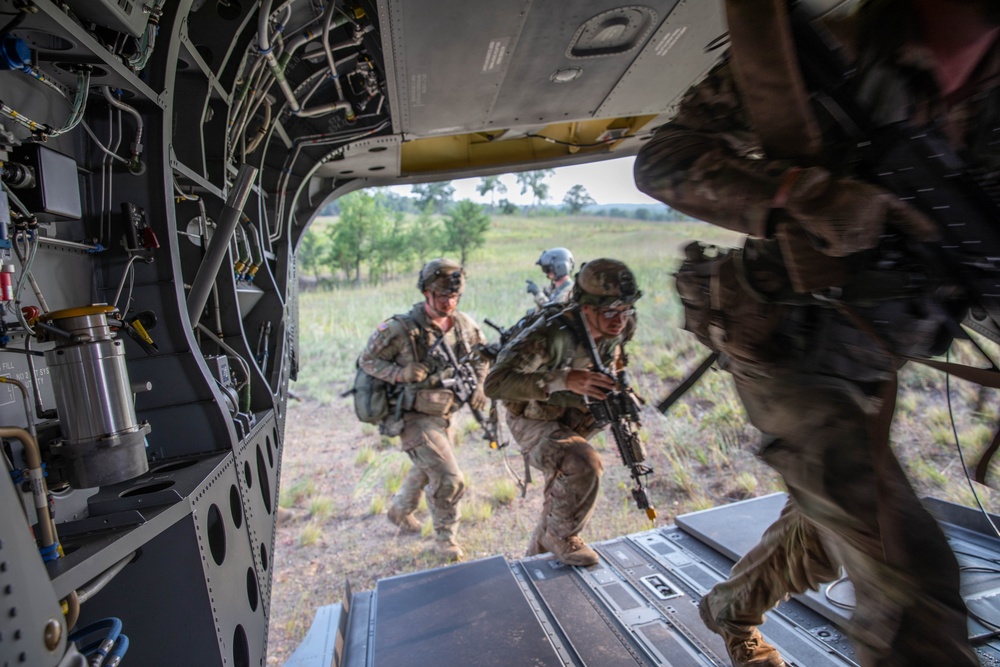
[299,494,1000,667]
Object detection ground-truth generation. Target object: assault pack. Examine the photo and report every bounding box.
[480,302,571,363]
[347,314,421,432]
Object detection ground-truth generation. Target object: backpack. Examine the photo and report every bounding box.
[350,315,421,428]
[480,302,570,363]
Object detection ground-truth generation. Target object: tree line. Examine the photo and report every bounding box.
[298,191,490,286]
[301,171,693,287]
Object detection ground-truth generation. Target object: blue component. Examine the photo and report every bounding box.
[38,541,59,562]
[0,35,30,71]
[0,240,10,249]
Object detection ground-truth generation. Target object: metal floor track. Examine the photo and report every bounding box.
[288,493,1000,667]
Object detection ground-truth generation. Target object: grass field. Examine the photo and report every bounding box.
[293,212,1000,513]
[270,212,1000,661]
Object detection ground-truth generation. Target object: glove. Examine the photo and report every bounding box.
[470,386,488,411]
[397,362,429,384]
[784,167,939,257]
[525,279,540,296]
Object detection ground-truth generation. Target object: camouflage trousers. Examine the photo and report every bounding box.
[393,415,466,541]
[507,415,604,544]
[704,366,977,667]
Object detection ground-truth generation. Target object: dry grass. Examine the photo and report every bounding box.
[267,214,1000,664]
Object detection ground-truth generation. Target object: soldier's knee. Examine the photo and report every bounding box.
[437,472,466,502]
[561,443,603,478]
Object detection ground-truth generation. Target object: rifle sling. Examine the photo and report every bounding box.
[656,353,719,414]
[724,0,822,159]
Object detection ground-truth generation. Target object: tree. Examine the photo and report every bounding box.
[296,227,328,279]
[515,169,554,208]
[562,184,596,214]
[497,198,519,215]
[328,192,388,284]
[412,181,455,214]
[443,200,491,265]
[476,176,507,207]
[409,203,444,264]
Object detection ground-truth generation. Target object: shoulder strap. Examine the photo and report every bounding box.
[391,314,422,361]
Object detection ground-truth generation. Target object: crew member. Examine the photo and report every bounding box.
[527,247,575,308]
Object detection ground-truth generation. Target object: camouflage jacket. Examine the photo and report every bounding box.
[634,13,1000,238]
[484,308,629,423]
[533,278,574,308]
[359,302,487,388]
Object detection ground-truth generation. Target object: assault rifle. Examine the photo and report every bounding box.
[788,4,1000,336]
[570,310,657,521]
[428,335,498,448]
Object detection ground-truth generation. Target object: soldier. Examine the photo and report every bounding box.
[485,258,640,566]
[526,247,575,308]
[634,0,995,665]
[358,258,488,561]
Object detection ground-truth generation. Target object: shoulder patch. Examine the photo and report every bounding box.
[378,321,390,332]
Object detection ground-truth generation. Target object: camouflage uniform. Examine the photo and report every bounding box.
[485,260,638,565]
[533,278,574,308]
[359,302,487,544]
[634,5,996,666]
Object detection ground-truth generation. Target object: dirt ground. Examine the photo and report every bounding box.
[264,386,780,664]
[265,398,544,664]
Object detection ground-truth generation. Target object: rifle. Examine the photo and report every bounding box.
[571,309,657,520]
[787,4,1000,334]
[428,335,498,448]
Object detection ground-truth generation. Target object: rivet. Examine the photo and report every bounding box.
[44,619,61,650]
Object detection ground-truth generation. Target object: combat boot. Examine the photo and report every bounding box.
[538,531,598,567]
[387,506,421,533]
[698,597,786,667]
[435,537,465,562]
[525,522,547,557]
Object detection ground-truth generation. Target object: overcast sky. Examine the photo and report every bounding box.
[390,156,662,207]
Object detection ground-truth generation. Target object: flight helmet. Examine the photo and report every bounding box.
[536,248,574,280]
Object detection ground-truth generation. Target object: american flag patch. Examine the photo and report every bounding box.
[378,322,390,331]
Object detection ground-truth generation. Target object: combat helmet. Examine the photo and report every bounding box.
[418,258,465,294]
[572,258,642,307]
[536,248,574,280]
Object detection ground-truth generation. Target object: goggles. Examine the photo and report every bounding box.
[597,306,635,321]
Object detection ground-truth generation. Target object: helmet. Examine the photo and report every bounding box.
[536,248,574,280]
[572,258,642,307]
[418,258,465,294]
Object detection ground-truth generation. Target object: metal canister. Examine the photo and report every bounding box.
[42,305,150,488]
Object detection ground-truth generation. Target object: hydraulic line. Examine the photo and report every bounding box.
[257,0,300,113]
[0,423,55,552]
[102,87,143,172]
[76,552,136,604]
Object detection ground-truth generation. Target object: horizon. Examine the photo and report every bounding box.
[388,156,663,207]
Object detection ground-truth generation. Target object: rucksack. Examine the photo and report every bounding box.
[480,302,570,363]
[350,314,421,427]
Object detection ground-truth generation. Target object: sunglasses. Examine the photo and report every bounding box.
[597,306,634,320]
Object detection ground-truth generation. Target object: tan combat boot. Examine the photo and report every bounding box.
[435,537,465,562]
[525,522,547,557]
[538,532,599,567]
[387,506,421,533]
[698,597,786,667]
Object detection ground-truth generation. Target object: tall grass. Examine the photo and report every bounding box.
[294,212,1000,543]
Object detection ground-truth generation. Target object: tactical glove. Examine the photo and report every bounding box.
[525,279,541,296]
[783,167,939,257]
[470,386,488,411]
[397,362,429,384]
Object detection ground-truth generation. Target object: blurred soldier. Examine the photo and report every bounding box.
[635,0,995,665]
[358,258,488,561]
[486,258,640,566]
[526,247,575,308]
